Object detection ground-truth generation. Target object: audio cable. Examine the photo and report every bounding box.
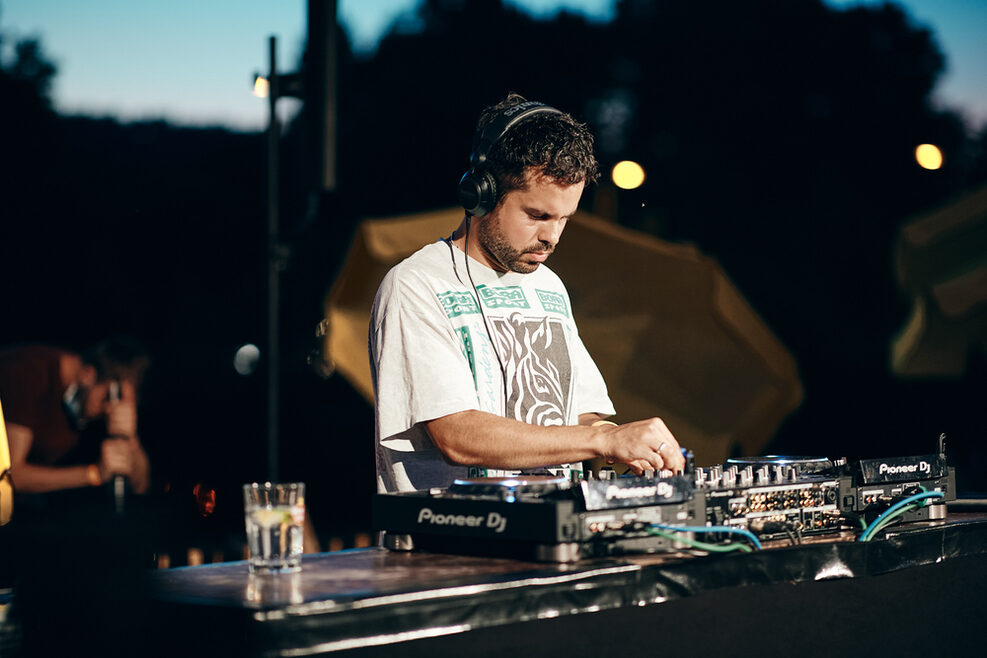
[462,215,511,416]
[649,523,763,551]
[646,527,753,553]
[858,490,945,542]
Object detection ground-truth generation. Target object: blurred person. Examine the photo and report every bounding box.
[370,93,685,493]
[0,336,151,505]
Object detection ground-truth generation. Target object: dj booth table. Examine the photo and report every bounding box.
[151,514,987,657]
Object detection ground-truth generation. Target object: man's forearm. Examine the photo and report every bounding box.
[425,410,608,469]
[12,462,100,493]
[425,410,685,475]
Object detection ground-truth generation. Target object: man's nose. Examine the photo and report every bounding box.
[537,220,564,247]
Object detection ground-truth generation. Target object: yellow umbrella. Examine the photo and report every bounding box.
[1,399,13,525]
[892,183,987,377]
[321,208,803,465]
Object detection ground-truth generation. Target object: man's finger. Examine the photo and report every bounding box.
[120,379,137,402]
[627,459,650,476]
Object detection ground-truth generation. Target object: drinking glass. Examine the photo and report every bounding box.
[243,482,305,573]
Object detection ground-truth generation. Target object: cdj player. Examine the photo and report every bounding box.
[374,473,704,561]
[374,437,956,562]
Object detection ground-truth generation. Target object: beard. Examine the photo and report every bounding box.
[475,216,552,274]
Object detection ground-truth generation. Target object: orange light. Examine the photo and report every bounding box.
[187,548,204,566]
[253,75,270,99]
[612,160,646,189]
[192,483,217,516]
[915,144,943,170]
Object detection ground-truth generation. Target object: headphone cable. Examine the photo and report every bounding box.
[463,215,510,418]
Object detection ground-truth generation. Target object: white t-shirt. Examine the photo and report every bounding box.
[370,239,615,492]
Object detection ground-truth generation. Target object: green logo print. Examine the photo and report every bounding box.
[457,326,477,388]
[438,291,480,318]
[479,285,530,309]
[536,289,569,317]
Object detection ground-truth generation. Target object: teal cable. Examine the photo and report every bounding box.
[646,527,752,553]
[650,523,763,550]
[859,491,944,542]
[862,502,923,541]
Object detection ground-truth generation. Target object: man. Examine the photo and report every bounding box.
[0,336,151,499]
[370,94,684,493]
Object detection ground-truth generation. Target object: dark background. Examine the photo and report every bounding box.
[2,0,985,552]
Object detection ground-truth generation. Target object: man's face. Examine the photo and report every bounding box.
[77,366,128,421]
[75,366,107,421]
[474,170,584,274]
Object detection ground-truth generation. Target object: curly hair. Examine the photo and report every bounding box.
[82,335,151,388]
[475,93,599,207]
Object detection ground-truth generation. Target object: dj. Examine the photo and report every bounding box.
[370,93,685,493]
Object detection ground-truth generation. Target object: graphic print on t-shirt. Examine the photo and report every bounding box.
[437,284,573,422]
[490,313,572,426]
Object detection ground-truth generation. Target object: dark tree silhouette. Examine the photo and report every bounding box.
[1,0,985,550]
[295,0,985,486]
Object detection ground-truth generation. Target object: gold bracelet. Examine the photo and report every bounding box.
[86,464,102,487]
[591,420,618,464]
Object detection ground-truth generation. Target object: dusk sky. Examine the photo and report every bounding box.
[1,0,985,132]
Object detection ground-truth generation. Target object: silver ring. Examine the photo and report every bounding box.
[657,441,667,454]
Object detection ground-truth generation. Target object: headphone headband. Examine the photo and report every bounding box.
[459,100,563,216]
[470,101,563,166]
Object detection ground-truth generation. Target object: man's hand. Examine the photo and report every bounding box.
[99,438,134,482]
[99,435,151,493]
[105,379,138,438]
[597,417,685,475]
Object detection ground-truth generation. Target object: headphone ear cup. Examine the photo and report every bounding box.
[457,170,482,216]
[458,168,498,217]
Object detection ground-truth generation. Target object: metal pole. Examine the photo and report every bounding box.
[266,35,280,483]
[307,0,337,192]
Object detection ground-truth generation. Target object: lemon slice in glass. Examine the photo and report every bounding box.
[250,508,290,528]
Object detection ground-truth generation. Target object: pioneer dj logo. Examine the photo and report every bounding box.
[879,461,931,475]
[417,507,508,533]
[605,482,674,501]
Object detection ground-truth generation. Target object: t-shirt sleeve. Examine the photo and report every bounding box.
[370,269,482,442]
[0,349,49,430]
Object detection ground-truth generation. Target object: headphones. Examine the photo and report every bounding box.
[457,100,563,217]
